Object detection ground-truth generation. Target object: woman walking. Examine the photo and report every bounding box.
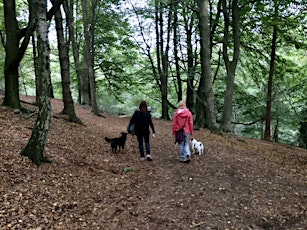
[130,101,156,161]
[172,100,193,163]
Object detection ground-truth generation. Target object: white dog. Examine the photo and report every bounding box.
[190,138,204,155]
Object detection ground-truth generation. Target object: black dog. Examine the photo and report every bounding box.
[105,132,127,153]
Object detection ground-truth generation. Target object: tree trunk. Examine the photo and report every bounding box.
[173,1,182,102]
[264,20,277,141]
[155,0,169,119]
[184,8,197,114]
[21,0,51,166]
[2,0,62,109]
[89,0,99,115]
[220,0,240,132]
[196,0,217,130]
[2,1,32,109]
[32,34,39,105]
[63,0,83,104]
[161,2,172,120]
[80,0,91,106]
[53,0,82,123]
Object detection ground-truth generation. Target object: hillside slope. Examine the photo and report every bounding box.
[1,95,306,229]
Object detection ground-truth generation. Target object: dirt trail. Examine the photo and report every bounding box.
[0,96,306,229]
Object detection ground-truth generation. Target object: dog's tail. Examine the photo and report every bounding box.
[105,137,112,143]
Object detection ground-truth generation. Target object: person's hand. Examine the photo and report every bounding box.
[152,133,156,138]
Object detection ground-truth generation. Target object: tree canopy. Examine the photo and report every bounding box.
[0,0,306,151]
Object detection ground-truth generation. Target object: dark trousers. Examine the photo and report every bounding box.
[137,134,150,157]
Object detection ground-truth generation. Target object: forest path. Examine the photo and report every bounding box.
[0,95,306,229]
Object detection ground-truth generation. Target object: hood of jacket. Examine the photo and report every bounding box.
[175,107,190,118]
[172,107,193,135]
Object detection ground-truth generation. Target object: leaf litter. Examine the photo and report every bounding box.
[0,95,306,229]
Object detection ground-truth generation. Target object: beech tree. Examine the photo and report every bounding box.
[219,0,240,132]
[1,0,305,148]
[183,3,198,113]
[196,0,217,129]
[154,0,170,119]
[21,0,52,166]
[2,0,34,109]
[2,0,63,110]
[52,0,82,123]
[62,0,83,104]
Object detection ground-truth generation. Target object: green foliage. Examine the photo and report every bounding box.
[234,44,307,145]
[233,0,307,145]
[3,0,307,147]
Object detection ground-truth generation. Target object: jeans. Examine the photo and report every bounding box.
[178,133,191,161]
[137,134,150,157]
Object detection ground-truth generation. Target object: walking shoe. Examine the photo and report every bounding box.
[185,155,191,163]
[146,154,152,161]
[180,159,189,163]
[140,157,145,161]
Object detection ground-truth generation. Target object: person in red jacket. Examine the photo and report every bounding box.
[172,100,193,163]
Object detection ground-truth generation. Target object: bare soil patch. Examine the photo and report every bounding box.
[1,95,306,229]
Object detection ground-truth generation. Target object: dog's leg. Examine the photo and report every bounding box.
[111,143,117,153]
[193,144,196,155]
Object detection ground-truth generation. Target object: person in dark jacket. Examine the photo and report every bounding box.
[172,100,193,163]
[130,101,156,161]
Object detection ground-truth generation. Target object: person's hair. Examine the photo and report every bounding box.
[177,100,187,108]
[139,101,148,113]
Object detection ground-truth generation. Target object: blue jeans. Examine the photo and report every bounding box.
[178,133,191,161]
[137,135,150,157]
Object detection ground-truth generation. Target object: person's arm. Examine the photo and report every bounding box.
[172,112,177,135]
[188,113,193,135]
[149,116,155,134]
[130,111,137,123]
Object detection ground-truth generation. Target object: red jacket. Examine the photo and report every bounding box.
[172,107,193,136]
